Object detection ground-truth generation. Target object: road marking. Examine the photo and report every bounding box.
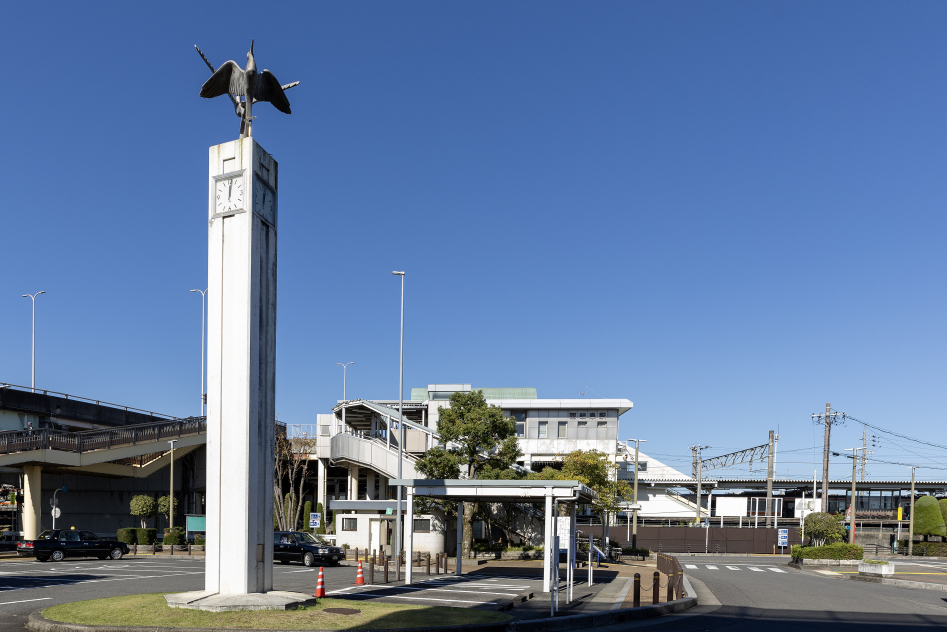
[284,569,316,573]
[0,598,52,606]
[705,565,718,570]
[685,564,698,569]
[769,568,786,573]
[725,566,741,570]
[748,567,765,572]
[349,594,496,605]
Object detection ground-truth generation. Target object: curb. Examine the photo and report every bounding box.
[846,574,947,593]
[28,597,696,632]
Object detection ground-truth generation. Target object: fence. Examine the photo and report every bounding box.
[583,524,802,554]
[0,418,206,456]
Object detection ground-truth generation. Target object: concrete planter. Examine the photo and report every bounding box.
[789,558,861,568]
[472,551,544,560]
[859,562,894,577]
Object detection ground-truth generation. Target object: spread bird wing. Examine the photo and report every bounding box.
[200,61,247,98]
[254,70,292,114]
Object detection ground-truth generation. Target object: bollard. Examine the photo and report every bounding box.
[368,556,374,585]
[633,573,641,608]
[667,571,674,602]
[652,571,659,605]
[426,553,431,575]
[383,553,389,583]
[373,549,376,566]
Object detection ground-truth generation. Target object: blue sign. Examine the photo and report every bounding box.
[777,528,788,545]
[309,512,321,528]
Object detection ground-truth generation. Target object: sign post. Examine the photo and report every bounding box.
[309,513,321,529]
[777,528,788,552]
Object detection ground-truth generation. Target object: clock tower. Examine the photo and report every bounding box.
[205,137,277,595]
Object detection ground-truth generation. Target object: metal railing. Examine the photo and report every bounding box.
[0,382,181,420]
[0,417,206,457]
[656,553,686,599]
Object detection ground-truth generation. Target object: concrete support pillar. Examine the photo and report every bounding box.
[405,488,415,585]
[348,467,358,500]
[22,465,42,540]
[543,491,553,592]
[316,458,327,514]
[366,470,375,500]
[205,137,277,596]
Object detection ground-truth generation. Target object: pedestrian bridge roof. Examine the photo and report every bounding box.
[390,478,598,504]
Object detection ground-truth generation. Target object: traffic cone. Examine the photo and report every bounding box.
[313,567,326,598]
[355,559,365,585]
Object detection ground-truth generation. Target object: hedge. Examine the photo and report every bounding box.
[136,528,157,545]
[791,542,863,560]
[195,534,205,546]
[913,495,947,537]
[163,527,185,545]
[896,540,947,557]
[116,528,137,544]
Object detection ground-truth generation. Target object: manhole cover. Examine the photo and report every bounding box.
[323,608,361,615]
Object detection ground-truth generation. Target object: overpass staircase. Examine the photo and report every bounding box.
[329,432,421,479]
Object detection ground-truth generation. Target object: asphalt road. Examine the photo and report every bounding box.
[4,554,947,631]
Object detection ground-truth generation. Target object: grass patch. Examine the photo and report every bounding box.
[43,593,511,630]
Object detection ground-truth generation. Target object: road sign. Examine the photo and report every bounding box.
[52,507,61,519]
[309,512,321,528]
[777,528,788,545]
[385,508,393,515]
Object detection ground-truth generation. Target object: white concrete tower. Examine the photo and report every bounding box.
[204,137,278,595]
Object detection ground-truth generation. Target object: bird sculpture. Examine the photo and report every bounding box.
[198,40,293,138]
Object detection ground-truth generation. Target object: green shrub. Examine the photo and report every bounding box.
[939,499,947,526]
[792,542,863,560]
[862,559,888,565]
[622,547,651,558]
[803,512,846,546]
[194,534,205,546]
[163,527,185,545]
[896,540,947,556]
[129,495,157,529]
[116,528,137,545]
[914,496,947,538]
[136,528,157,545]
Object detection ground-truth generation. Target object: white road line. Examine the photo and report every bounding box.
[0,571,204,593]
[725,566,741,571]
[748,567,765,572]
[685,564,698,569]
[705,565,718,570]
[283,569,316,573]
[0,598,52,606]
[768,568,786,573]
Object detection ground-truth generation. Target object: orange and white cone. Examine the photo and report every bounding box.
[313,567,326,598]
[355,559,365,585]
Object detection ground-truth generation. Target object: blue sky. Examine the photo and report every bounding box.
[1,2,944,481]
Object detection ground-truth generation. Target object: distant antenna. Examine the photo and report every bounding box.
[579,381,587,398]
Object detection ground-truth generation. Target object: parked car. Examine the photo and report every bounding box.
[17,529,129,562]
[274,531,343,567]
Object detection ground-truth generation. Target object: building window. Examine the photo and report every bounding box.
[579,412,587,418]
[558,421,567,438]
[578,421,587,428]
[414,519,431,532]
[597,421,606,428]
[320,424,330,435]
[515,422,525,438]
[538,422,548,438]
[342,518,357,531]
[638,461,648,471]
[569,412,577,418]
[599,412,606,418]
[508,410,526,422]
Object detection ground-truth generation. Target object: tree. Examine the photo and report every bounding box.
[416,390,520,558]
[803,512,845,546]
[913,495,947,539]
[274,424,319,531]
[129,495,157,529]
[303,500,312,531]
[157,495,179,527]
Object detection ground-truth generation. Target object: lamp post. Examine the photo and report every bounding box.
[693,445,709,524]
[335,362,355,437]
[189,289,208,416]
[908,466,916,556]
[392,271,405,581]
[625,439,646,549]
[22,291,46,393]
[51,486,67,530]
[844,447,865,544]
[168,439,178,532]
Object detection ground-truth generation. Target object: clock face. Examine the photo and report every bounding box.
[253,177,276,225]
[215,176,244,213]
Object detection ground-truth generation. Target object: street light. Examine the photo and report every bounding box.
[844,447,866,544]
[392,271,405,581]
[335,362,355,438]
[51,486,67,529]
[189,289,208,416]
[908,466,916,556]
[21,291,46,393]
[625,439,646,549]
[168,439,178,531]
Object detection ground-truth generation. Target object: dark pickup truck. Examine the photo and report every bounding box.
[17,529,129,562]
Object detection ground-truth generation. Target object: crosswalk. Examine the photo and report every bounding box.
[685,564,786,573]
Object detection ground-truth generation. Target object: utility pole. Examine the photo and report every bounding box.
[691,445,708,524]
[908,467,916,556]
[812,403,846,513]
[844,447,865,544]
[626,439,646,549]
[765,430,775,527]
[691,446,698,480]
